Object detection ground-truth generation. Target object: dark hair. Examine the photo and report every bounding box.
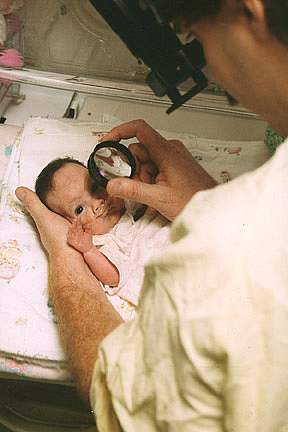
[35,157,85,205]
[157,0,221,24]
[264,0,288,44]
[157,0,288,45]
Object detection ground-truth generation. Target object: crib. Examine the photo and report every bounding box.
[0,1,270,431]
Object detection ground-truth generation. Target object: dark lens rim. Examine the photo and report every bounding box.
[87,140,137,188]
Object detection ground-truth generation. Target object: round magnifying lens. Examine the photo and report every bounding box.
[87,141,137,188]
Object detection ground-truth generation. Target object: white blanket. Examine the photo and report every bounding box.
[0,117,269,381]
[0,118,137,368]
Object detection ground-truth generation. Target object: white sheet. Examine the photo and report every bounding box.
[0,118,137,367]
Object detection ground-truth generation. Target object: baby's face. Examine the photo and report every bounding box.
[45,163,125,235]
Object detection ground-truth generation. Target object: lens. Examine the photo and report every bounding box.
[94,147,132,179]
[87,141,137,189]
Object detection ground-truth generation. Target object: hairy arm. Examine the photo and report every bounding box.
[49,249,122,406]
[16,187,123,407]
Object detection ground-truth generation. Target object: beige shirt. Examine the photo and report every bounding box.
[90,138,288,432]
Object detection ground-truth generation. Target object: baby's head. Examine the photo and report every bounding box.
[35,157,125,235]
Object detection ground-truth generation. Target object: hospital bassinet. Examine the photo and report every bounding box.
[0,1,269,431]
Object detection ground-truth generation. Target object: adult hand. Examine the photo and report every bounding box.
[15,187,72,255]
[101,119,216,221]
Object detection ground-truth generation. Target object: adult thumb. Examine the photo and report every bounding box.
[107,177,166,210]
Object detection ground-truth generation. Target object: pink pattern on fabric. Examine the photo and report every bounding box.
[0,239,22,280]
[0,48,23,68]
[0,358,32,376]
[226,146,242,156]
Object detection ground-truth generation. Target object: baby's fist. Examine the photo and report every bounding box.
[67,219,93,253]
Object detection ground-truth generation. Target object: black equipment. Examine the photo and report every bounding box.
[89,0,208,113]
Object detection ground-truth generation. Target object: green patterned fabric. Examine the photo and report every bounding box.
[265,126,285,155]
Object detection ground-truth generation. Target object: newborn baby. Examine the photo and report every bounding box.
[35,157,170,306]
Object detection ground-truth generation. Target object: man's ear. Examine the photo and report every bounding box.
[241,0,269,40]
[242,0,265,21]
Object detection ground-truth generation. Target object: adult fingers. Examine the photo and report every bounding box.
[16,187,72,253]
[128,142,150,163]
[127,142,158,183]
[100,119,168,167]
[138,161,158,184]
[15,187,50,223]
[107,177,171,213]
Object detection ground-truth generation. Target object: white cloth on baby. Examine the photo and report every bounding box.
[93,207,170,306]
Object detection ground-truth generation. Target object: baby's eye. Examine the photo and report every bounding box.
[75,205,84,215]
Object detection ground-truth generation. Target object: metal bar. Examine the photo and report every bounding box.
[0,67,259,119]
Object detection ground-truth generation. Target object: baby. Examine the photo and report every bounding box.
[35,157,170,306]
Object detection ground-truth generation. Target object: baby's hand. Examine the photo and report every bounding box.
[67,218,93,254]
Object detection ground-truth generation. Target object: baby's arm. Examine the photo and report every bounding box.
[67,219,119,287]
[83,247,119,287]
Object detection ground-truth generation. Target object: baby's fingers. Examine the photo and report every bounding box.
[70,218,83,233]
[68,220,80,241]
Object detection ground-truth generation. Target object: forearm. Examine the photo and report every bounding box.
[48,248,123,407]
[83,247,119,287]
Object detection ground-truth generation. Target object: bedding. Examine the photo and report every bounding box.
[0,117,269,381]
[0,124,21,185]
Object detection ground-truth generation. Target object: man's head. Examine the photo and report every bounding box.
[159,0,288,136]
[35,157,125,235]
[159,1,288,44]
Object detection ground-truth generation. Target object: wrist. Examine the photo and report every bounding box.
[83,246,95,257]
